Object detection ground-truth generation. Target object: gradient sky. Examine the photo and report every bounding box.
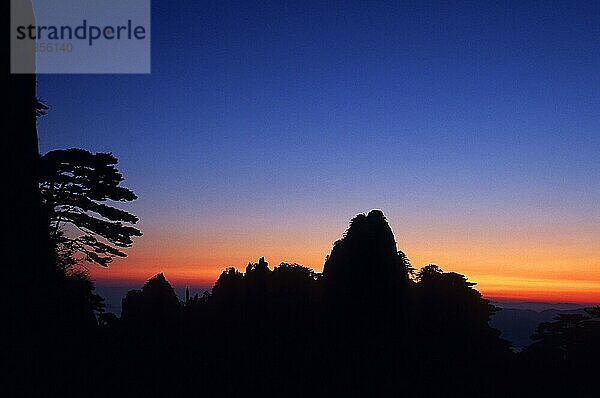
[37,0,600,303]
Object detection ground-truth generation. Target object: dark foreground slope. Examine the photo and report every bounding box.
[14,211,600,397]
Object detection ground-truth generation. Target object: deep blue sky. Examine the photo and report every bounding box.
[37,1,600,295]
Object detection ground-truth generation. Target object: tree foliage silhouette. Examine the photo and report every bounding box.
[415,263,507,350]
[56,267,105,329]
[15,206,600,397]
[517,305,600,396]
[526,306,600,361]
[39,148,142,267]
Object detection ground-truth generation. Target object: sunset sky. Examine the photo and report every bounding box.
[37,1,600,303]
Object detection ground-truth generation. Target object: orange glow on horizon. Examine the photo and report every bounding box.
[89,214,600,304]
[90,252,600,304]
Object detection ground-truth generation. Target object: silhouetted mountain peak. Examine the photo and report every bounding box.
[344,209,395,245]
[143,272,168,288]
[139,272,179,303]
[323,210,406,295]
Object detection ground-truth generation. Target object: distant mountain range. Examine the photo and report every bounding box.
[490,300,589,350]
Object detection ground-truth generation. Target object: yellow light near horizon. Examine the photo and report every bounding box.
[89,214,600,304]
